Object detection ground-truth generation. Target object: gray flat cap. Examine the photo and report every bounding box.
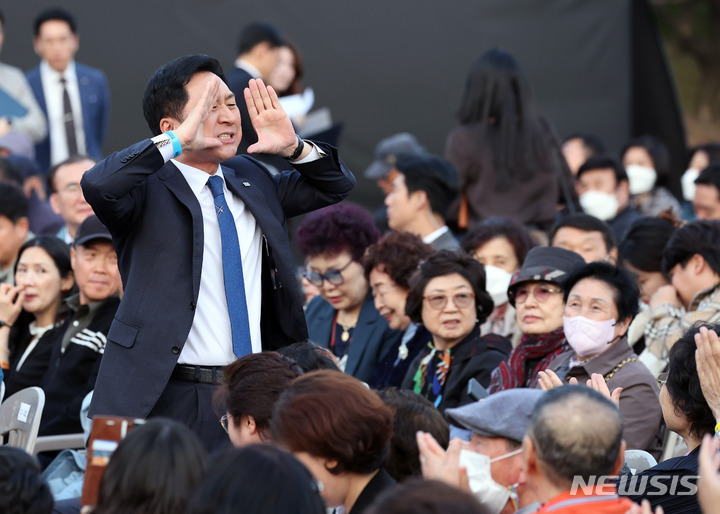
[445,388,544,443]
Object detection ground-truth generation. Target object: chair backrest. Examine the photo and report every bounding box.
[0,386,45,453]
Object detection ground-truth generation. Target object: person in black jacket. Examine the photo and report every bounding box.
[401,250,511,412]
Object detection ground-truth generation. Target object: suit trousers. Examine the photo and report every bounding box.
[147,378,231,453]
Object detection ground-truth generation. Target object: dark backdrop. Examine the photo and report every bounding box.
[1,0,684,208]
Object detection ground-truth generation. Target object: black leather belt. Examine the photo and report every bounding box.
[171,364,224,385]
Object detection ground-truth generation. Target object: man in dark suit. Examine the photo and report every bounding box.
[26,8,110,173]
[82,54,354,449]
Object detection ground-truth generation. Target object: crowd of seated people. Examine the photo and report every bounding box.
[4,6,720,514]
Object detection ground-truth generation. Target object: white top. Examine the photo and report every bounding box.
[234,59,261,79]
[173,160,263,365]
[40,60,86,166]
[423,225,450,245]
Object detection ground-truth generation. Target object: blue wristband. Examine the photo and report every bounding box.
[166,130,182,158]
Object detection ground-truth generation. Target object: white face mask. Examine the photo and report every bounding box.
[459,448,521,514]
[681,168,700,202]
[625,165,657,195]
[484,265,512,306]
[563,315,617,358]
[579,191,619,221]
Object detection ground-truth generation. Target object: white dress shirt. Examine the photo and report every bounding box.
[39,60,87,165]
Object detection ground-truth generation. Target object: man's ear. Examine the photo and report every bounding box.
[15,217,29,238]
[49,193,61,215]
[611,440,626,475]
[410,190,429,210]
[158,118,179,134]
[691,253,706,275]
[608,247,618,264]
[522,435,537,476]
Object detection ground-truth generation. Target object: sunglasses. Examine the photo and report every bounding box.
[303,259,353,288]
[509,284,563,305]
[423,292,475,311]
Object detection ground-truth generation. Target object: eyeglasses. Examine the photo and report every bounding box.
[58,182,82,195]
[303,259,353,288]
[509,284,563,305]
[657,372,667,390]
[219,414,229,433]
[423,292,475,311]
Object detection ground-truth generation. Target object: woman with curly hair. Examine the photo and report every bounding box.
[295,202,401,383]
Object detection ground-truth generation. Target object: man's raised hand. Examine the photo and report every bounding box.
[174,76,223,152]
[244,79,298,157]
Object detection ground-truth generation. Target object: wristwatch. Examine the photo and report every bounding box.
[0,320,10,329]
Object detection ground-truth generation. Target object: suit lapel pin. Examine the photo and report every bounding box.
[243,182,251,187]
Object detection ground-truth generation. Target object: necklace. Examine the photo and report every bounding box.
[336,313,359,342]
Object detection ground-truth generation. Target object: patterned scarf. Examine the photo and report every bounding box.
[488,327,567,393]
[413,342,453,408]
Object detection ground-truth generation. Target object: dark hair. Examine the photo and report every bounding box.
[694,160,720,195]
[576,155,628,185]
[186,445,324,514]
[276,42,304,96]
[665,323,717,438]
[563,133,606,157]
[621,135,671,186]
[276,341,341,373]
[362,231,434,289]
[14,235,73,282]
[0,447,53,514]
[527,386,623,487]
[405,250,494,326]
[549,214,616,252]
[271,370,394,475]
[562,262,639,323]
[33,7,76,36]
[376,388,449,482]
[46,155,96,193]
[294,202,380,262]
[690,143,720,166]
[214,352,301,440]
[455,48,553,189]
[142,55,227,136]
[93,418,207,514]
[0,9,4,27]
[366,479,489,514]
[0,156,24,186]
[460,216,536,265]
[394,153,459,218]
[618,217,676,273]
[237,22,284,55]
[0,182,29,222]
[662,220,720,275]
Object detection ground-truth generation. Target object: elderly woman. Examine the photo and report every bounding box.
[362,230,435,388]
[400,250,510,412]
[461,216,536,346]
[214,352,301,447]
[271,370,395,514]
[540,261,664,456]
[295,203,401,383]
[618,323,717,512]
[488,246,584,393]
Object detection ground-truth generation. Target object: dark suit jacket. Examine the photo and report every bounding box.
[305,292,402,384]
[81,139,354,418]
[26,62,110,173]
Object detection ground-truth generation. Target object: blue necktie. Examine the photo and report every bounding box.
[206,175,252,358]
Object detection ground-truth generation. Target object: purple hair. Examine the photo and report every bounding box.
[295,202,380,261]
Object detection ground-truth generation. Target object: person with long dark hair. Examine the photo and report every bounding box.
[445,48,573,232]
